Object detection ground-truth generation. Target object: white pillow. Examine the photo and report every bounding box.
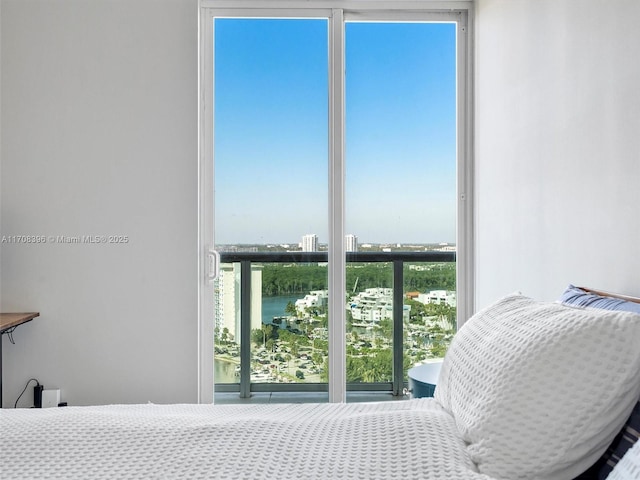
[607,440,640,479]
[434,293,640,480]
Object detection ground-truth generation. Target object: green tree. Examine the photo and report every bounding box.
[312,352,323,366]
[252,324,276,349]
[266,338,276,353]
[290,340,299,358]
[278,329,293,344]
[285,354,292,371]
[377,318,393,340]
[285,301,298,317]
[251,328,264,348]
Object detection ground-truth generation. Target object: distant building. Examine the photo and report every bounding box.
[416,290,457,308]
[435,243,456,252]
[345,234,358,252]
[301,234,318,252]
[215,263,263,342]
[295,290,328,315]
[348,288,410,323]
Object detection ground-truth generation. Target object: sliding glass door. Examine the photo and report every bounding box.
[212,18,330,397]
[199,4,471,403]
[344,22,458,392]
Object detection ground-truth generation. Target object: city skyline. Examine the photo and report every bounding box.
[214,19,456,245]
[216,233,455,252]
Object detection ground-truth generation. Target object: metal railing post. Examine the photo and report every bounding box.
[240,260,252,398]
[392,259,404,396]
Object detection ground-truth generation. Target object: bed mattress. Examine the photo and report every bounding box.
[0,399,489,480]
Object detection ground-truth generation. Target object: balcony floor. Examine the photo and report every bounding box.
[214,391,411,404]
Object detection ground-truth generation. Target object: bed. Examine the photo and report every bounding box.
[2,287,640,480]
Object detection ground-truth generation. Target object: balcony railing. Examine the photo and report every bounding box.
[215,250,456,398]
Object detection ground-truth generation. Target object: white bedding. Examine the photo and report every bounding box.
[0,399,490,480]
[6,294,638,479]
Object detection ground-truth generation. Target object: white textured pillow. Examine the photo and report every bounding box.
[434,293,640,480]
[607,440,640,479]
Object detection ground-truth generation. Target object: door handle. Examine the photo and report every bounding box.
[208,249,220,282]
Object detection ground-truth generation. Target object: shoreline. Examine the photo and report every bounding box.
[215,354,240,365]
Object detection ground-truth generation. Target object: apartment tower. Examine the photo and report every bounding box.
[345,234,358,252]
[301,234,319,252]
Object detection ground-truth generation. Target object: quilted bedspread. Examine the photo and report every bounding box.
[0,399,490,480]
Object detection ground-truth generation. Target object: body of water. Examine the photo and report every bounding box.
[215,358,238,384]
[261,294,301,326]
[215,294,303,384]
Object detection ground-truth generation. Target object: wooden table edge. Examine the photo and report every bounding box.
[0,312,41,332]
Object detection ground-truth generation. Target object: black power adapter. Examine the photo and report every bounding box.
[34,384,43,408]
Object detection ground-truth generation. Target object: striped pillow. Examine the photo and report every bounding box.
[606,437,640,480]
[562,286,640,479]
[559,284,640,314]
[574,400,640,479]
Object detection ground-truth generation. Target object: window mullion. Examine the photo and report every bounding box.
[199,10,215,404]
[328,8,346,403]
[456,14,475,327]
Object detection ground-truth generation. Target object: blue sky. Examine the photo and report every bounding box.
[214,19,456,245]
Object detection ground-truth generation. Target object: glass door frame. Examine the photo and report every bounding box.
[198,1,474,404]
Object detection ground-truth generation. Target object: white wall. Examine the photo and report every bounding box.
[475,0,640,308]
[0,0,198,407]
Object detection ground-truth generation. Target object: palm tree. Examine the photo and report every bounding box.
[285,301,298,318]
[285,354,292,374]
[290,340,299,359]
[266,338,276,353]
[251,328,264,348]
[262,324,274,348]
